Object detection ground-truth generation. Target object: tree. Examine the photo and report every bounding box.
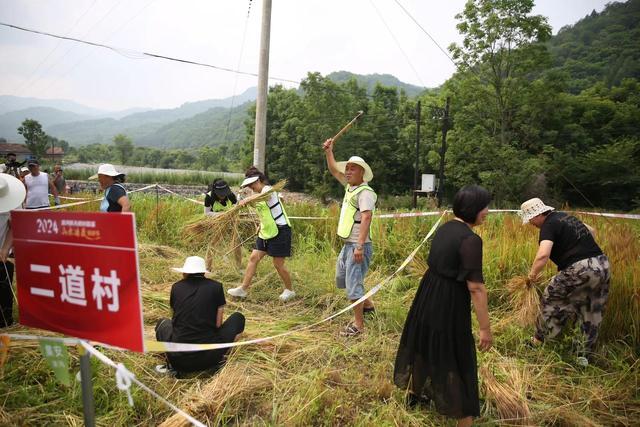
[449,0,552,145]
[113,134,134,165]
[17,119,48,159]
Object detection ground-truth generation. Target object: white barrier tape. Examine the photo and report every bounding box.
[144,211,447,353]
[80,341,206,427]
[156,185,204,206]
[34,184,159,211]
[115,362,135,407]
[573,211,640,220]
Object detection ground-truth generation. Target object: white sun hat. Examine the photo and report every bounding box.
[89,164,125,180]
[0,173,27,213]
[240,176,260,188]
[520,198,555,224]
[335,156,374,182]
[171,256,209,274]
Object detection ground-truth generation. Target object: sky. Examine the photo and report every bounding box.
[0,0,612,112]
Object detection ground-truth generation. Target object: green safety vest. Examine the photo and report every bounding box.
[255,192,290,240]
[337,184,376,239]
[211,198,233,212]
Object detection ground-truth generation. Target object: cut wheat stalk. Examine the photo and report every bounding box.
[505,275,543,327]
[480,362,532,425]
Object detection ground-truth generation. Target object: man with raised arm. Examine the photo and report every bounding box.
[323,137,377,336]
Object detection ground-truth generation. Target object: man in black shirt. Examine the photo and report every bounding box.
[520,198,610,365]
[155,256,245,374]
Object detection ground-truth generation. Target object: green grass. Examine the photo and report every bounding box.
[1,195,639,426]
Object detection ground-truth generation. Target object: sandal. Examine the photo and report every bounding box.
[363,306,376,315]
[340,324,362,337]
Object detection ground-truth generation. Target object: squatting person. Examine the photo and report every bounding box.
[155,256,245,375]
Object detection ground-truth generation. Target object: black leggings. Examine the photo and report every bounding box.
[155,312,245,373]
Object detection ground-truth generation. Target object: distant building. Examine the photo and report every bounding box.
[0,142,65,163]
[46,146,65,163]
[0,142,33,162]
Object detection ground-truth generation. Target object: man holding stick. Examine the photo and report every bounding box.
[323,137,376,336]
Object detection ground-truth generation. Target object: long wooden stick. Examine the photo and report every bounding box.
[331,111,364,142]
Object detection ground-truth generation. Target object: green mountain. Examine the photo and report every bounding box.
[548,0,640,92]
[0,107,90,140]
[326,71,427,96]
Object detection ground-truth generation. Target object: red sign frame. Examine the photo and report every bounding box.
[11,210,145,352]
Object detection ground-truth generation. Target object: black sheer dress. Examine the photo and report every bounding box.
[394,220,484,418]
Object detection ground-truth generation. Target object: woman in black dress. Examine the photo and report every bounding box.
[394,185,493,427]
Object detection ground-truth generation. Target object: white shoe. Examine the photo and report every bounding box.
[228,286,248,298]
[279,289,296,302]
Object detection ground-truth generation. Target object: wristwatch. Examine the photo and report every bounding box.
[355,244,364,250]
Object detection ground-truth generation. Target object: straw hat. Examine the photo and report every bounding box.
[520,198,555,224]
[171,256,209,274]
[240,176,260,188]
[0,173,26,213]
[335,156,373,182]
[89,164,125,180]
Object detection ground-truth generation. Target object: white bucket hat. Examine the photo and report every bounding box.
[336,156,373,182]
[0,173,27,213]
[89,164,125,180]
[520,198,555,224]
[240,176,260,188]
[171,256,209,274]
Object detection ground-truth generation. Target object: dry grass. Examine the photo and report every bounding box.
[480,359,532,426]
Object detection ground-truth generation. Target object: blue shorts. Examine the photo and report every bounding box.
[336,242,373,300]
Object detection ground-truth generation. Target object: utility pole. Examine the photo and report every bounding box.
[412,101,421,209]
[437,97,450,208]
[253,0,272,171]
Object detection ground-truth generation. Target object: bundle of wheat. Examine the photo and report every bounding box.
[505,275,542,327]
[480,363,531,425]
[183,180,286,252]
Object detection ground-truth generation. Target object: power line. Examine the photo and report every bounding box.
[0,21,300,86]
[22,0,128,96]
[391,0,457,68]
[6,0,99,101]
[368,0,425,87]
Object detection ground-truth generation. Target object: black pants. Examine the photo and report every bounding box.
[0,261,14,328]
[155,312,245,373]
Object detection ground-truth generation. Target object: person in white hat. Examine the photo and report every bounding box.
[227,166,295,302]
[521,197,610,365]
[89,164,130,212]
[155,256,245,375]
[0,173,27,327]
[323,137,377,336]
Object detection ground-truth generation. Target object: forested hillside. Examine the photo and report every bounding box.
[242,0,640,209]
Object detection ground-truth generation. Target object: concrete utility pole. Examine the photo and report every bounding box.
[253,0,272,171]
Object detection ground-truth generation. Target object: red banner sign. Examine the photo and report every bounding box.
[11,210,145,352]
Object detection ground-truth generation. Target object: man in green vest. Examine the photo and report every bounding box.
[323,137,377,336]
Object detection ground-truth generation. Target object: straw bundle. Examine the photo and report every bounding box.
[505,275,542,327]
[480,363,531,425]
[159,363,271,427]
[183,180,287,252]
